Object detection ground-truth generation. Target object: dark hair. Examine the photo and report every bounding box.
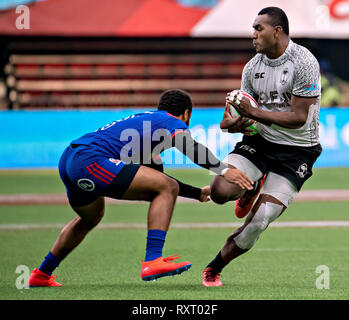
[258,7,289,35]
[157,89,192,116]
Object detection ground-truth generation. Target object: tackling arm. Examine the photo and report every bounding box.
[172,132,253,190]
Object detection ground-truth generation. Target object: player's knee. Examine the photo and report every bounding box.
[83,207,105,230]
[210,177,229,204]
[210,189,229,204]
[162,177,179,198]
[234,201,283,250]
[210,176,241,204]
[95,207,105,224]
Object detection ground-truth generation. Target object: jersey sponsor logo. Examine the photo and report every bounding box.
[254,72,265,79]
[109,158,122,166]
[259,91,291,104]
[239,144,256,154]
[296,163,308,178]
[304,84,318,91]
[280,68,289,85]
[77,178,95,191]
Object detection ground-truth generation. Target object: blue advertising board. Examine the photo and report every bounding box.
[1,107,349,169]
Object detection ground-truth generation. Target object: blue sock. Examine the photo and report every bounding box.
[39,251,61,276]
[145,229,167,261]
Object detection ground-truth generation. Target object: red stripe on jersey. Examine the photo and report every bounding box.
[86,166,111,184]
[89,164,114,181]
[93,162,116,178]
[166,112,177,119]
[171,130,189,139]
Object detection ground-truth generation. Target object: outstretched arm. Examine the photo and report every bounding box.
[172,132,253,190]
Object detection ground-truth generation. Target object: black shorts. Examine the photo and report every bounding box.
[230,134,322,191]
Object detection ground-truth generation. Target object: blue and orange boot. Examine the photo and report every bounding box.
[141,255,192,281]
[28,268,62,287]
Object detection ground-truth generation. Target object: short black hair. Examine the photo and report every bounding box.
[258,7,289,35]
[157,89,192,116]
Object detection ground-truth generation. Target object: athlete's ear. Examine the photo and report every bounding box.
[274,25,283,38]
[184,109,191,125]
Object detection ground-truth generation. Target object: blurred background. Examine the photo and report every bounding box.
[1,0,349,168]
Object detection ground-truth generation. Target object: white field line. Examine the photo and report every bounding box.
[1,220,349,230]
[0,189,349,205]
[255,247,349,252]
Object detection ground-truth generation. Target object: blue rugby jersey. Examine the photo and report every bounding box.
[71,110,189,163]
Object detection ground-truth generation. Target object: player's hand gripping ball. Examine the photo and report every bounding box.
[227,89,261,136]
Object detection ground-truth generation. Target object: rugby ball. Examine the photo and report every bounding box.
[227,90,261,135]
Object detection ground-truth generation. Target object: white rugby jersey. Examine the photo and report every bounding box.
[241,40,321,147]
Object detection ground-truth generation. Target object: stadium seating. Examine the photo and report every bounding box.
[2,37,349,109]
[4,53,248,109]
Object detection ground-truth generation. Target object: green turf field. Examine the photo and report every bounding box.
[0,167,348,194]
[0,168,348,300]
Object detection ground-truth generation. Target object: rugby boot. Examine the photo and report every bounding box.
[235,175,266,218]
[28,268,62,287]
[202,267,223,287]
[141,254,192,281]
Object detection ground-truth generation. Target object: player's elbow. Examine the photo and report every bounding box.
[291,116,307,129]
[286,113,307,129]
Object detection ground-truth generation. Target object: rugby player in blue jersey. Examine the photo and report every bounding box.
[28,89,253,287]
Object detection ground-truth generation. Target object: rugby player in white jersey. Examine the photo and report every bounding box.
[202,6,322,287]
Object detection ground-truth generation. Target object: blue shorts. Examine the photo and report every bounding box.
[58,145,140,207]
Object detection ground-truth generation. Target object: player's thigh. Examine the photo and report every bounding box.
[223,153,264,181]
[227,134,268,180]
[260,172,298,208]
[117,165,179,201]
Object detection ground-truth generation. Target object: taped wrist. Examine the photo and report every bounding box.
[172,178,201,200]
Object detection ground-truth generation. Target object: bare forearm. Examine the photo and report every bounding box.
[249,108,306,129]
[173,133,227,175]
[228,92,315,130]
